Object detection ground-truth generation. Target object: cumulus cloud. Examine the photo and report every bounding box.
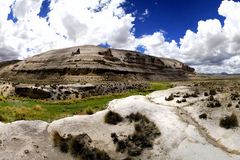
[0,0,240,73]
[137,0,240,73]
[178,0,240,73]
[0,0,136,59]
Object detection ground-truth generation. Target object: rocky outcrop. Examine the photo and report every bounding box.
[13,82,149,100]
[15,85,51,99]
[0,45,195,83]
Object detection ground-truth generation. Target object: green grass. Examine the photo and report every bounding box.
[0,82,171,122]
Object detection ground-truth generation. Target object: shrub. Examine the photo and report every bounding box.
[104,111,123,125]
[181,99,187,102]
[220,113,238,129]
[112,113,160,157]
[15,112,26,120]
[208,95,214,101]
[0,114,6,122]
[116,140,127,153]
[126,112,149,123]
[165,94,174,101]
[85,108,94,115]
[176,100,181,103]
[199,113,207,119]
[52,131,69,153]
[209,89,217,96]
[207,99,221,108]
[110,133,118,144]
[183,93,190,98]
[32,105,43,111]
[231,92,239,100]
[53,132,111,160]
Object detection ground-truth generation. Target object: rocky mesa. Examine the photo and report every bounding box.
[0,45,194,84]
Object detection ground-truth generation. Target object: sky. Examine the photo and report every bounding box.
[0,0,240,73]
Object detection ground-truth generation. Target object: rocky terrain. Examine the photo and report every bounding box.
[1,81,240,160]
[0,45,195,84]
[0,45,194,100]
[0,81,149,100]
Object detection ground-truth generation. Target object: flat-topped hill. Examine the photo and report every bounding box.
[0,45,194,83]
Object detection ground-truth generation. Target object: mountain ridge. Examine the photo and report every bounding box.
[0,45,195,84]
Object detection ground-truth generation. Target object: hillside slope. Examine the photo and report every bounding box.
[0,45,194,83]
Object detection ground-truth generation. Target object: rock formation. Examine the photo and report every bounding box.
[0,45,195,84]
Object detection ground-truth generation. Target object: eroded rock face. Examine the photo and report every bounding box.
[12,82,149,100]
[0,45,195,83]
[15,85,51,99]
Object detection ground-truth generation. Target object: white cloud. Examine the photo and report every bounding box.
[0,0,240,73]
[142,9,149,16]
[178,0,240,73]
[0,0,136,59]
[138,9,149,22]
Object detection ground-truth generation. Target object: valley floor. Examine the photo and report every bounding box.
[1,83,240,159]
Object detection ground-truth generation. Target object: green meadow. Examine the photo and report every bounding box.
[0,82,171,122]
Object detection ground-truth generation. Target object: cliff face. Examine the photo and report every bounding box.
[0,45,194,83]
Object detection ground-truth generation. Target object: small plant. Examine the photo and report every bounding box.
[32,105,43,111]
[199,113,207,119]
[204,92,209,96]
[104,111,123,125]
[53,132,111,160]
[209,89,217,96]
[85,108,94,115]
[0,114,6,122]
[183,93,190,98]
[231,92,239,100]
[208,95,214,101]
[181,98,187,102]
[176,100,181,103]
[165,94,174,101]
[52,131,69,153]
[112,113,160,157]
[207,99,221,108]
[220,113,238,129]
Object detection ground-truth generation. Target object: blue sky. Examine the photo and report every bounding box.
[1,0,240,73]
[124,0,225,41]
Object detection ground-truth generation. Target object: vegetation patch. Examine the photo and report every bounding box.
[0,82,171,122]
[53,131,112,160]
[111,112,161,157]
[220,113,238,129]
[104,111,123,125]
[0,114,6,122]
[231,92,240,100]
[209,89,217,96]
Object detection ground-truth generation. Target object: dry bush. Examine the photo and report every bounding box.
[104,111,123,125]
[52,131,111,160]
[165,94,174,101]
[220,113,238,129]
